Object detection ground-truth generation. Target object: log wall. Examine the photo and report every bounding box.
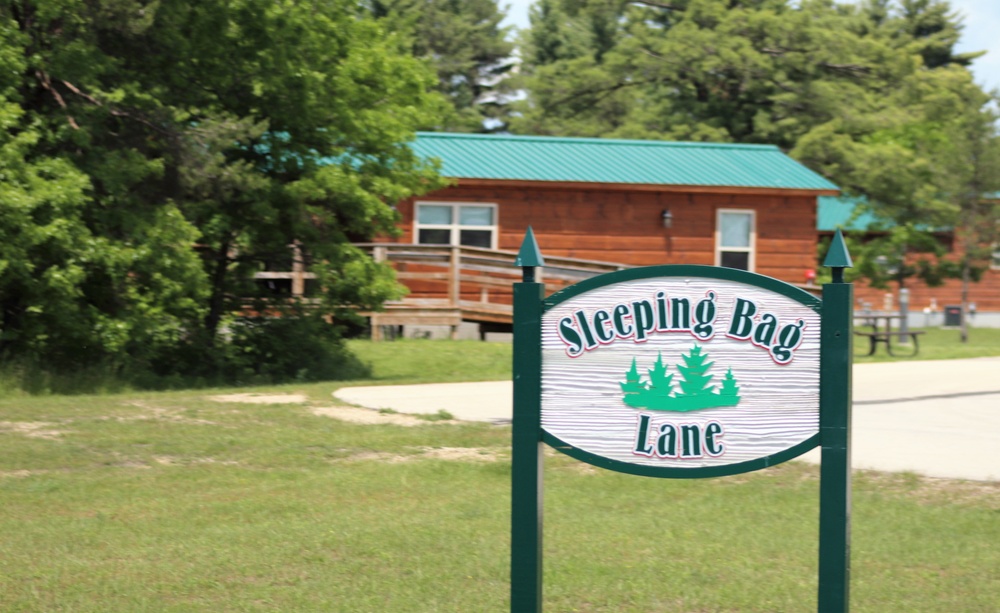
[391,182,819,287]
[852,271,1000,312]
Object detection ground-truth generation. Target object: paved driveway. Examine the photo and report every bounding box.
[334,357,1000,481]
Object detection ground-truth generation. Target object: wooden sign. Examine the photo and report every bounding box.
[510,228,854,613]
[541,268,820,477]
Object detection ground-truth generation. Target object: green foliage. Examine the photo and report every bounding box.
[368,0,516,131]
[811,68,1000,309]
[516,0,983,144]
[850,226,956,290]
[0,0,448,380]
[515,0,1000,301]
[0,95,207,369]
[221,315,371,384]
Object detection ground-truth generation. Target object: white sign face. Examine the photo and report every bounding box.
[541,275,820,472]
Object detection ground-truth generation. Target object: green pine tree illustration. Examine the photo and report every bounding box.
[719,368,740,398]
[675,345,715,397]
[620,347,741,412]
[645,352,675,401]
[620,357,647,396]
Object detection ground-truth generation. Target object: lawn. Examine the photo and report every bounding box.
[1,337,998,612]
[852,326,1000,363]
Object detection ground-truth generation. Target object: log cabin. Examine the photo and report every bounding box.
[818,195,1000,328]
[357,132,840,338]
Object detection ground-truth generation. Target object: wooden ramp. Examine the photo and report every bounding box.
[354,244,629,340]
[250,243,821,340]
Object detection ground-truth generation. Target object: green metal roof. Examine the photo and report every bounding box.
[413,132,839,192]
[816,196,882,232]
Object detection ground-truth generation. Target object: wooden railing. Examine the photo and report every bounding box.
[354,243,631,339]
[250,242,316,297]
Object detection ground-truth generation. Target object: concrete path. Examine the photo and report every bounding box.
[334,357,1000,481]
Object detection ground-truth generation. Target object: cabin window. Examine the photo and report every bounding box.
[415,202,497,249]
[991,243,1000,270]
[716,210,755,271]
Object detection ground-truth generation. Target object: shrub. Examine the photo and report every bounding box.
[222,315,371,383]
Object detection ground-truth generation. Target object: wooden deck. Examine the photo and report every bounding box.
[354,244,630,340]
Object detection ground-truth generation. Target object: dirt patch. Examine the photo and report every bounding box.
[0,469,45,479]
[338,446,505,463]
[152,455,242,467]
[0,421,68,440]
[209,393,308,404]
[855,469,1000,507]
[421,446,505,462]
[121,401,217,426]
[311,406,458,426]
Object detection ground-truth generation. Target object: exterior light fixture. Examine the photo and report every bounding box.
[874,254,899,277]
[661,209,673,229]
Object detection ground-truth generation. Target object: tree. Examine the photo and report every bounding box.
[0,16,207,370]
[517,0,1000,337]
[916,80,1000,342]
[895,0,982,69]
[368,0,516,131]
[719,368,740,399]
[675,345,715,398]
[802,66,1000,341]
[1,0,447,377]
[620,357,647,397]
[620,347,739,411]
[514,0,986,154]
[646,351,675,402]
[515,0,917,143]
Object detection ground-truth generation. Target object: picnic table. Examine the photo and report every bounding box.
[852,311,925,357]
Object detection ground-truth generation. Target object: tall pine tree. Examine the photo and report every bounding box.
[368,0,516,131]
[676,345,716,398]
[515,0,998,318]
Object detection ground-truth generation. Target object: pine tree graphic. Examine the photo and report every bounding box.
[645,352,675,403]
[619,345,741,412]
[675,345,715,397]
[720,368,740,398]
[620,357,647,398]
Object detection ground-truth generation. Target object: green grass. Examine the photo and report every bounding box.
[1,337,999,611]
[3,325,996,398]
[351,327,1000,378]
[348,338,513,383]
[853,326,1000,363]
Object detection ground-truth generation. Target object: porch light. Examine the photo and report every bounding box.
[661,209,673,229]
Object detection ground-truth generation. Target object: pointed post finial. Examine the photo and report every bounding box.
[515,226,545,282]
[823,229,853,283]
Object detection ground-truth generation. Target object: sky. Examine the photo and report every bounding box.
[501,0,1000,94]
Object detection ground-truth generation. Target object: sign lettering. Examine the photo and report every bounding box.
[541,273,821,474]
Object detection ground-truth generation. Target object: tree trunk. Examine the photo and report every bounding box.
[204,240,232,341]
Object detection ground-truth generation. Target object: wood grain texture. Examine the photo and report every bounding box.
[541,277,820,469]
[393,184,821,288]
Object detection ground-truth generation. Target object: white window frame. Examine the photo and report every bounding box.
[715,209,756,272]
[414,201,498,249]
[991,242,1000,270]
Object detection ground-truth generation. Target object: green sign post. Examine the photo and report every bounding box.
[818,231,854,612]
[510,228,854,612]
